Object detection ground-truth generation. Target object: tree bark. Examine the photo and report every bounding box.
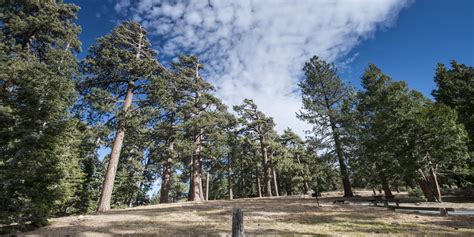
[272,168,279,197]
[303,181,310,195]
[418,179,437,202]
[328,116,353,197]
[259,136,272,197]
[256,165,262,198]
[97,80,135,213]
[380,174,393,197]
[160,141,174,203]
[428,160,442,202]
[205,171,210,201]
[189,131,203,201]
[199,175,204,200]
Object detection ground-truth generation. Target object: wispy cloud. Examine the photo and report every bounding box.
[114,0,410,136]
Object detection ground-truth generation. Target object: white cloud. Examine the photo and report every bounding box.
[115,0,410,137]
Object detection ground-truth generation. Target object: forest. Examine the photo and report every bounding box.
[0,0,473,233]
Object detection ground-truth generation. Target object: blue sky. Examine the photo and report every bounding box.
[69,0,473,135]
[345,0,474,97]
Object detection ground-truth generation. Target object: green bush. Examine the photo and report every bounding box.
[408,188,427,201]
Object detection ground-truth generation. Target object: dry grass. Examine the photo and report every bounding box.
[22,192,474,236]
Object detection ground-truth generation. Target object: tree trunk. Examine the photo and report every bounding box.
[428,161,442,202]
[380,174,393,197]
[256,165,262,198]
[97,31,143,213]
[199,175,204,200]
[205,172,210,201]
[259,137,272,197]
[272,168,279,197]
[189,131,203,201]
[328,117,353,197]
[97,80,135,213]
[371,186,377,196]
[160,141,174,203]
[418,179,437,202]
[228,148,234,200]
[303,181,310,195]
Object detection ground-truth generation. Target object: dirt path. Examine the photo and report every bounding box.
[23,195,474,236]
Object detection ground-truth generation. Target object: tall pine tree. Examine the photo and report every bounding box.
[78,21,160,212]
[298,56,354,197]
[234,99,276,197]
[0,0,82,226]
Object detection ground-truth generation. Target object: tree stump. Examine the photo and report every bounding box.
[439,208,448,217]
[232,208,244,237]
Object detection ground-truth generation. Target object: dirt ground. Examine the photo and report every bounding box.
[21,191,474,236]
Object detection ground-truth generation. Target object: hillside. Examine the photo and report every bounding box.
[25,193,474,236]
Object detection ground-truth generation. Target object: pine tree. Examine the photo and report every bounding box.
[401,103,469,202]
[234,99,276,197]
[356,64,417,197]
[298,56,354,197]
[432,61,473,186]
[279,128,312,194]
[0,0,82,226]
[78,21,159,212]
[432,61,473,152]
[170,56,224,201]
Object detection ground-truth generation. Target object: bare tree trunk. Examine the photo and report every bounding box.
[189,131,203,201]
[199,175,204,200]
[187,165,192,200]
[160,141,174,203]
[418,179,437,202]
[371,186,377,196]
[97,80,135,213]
[228,148,234,200]
[428,161,442,202]
[328,117,353,197]
[303,181,310,195]
[380,174,393,197]
[256,165,262,198]
[205,171,210,201]
[259,137,272,197]
[272,168,279,197]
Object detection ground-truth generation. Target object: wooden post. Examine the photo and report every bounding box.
[232,208,244,237]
